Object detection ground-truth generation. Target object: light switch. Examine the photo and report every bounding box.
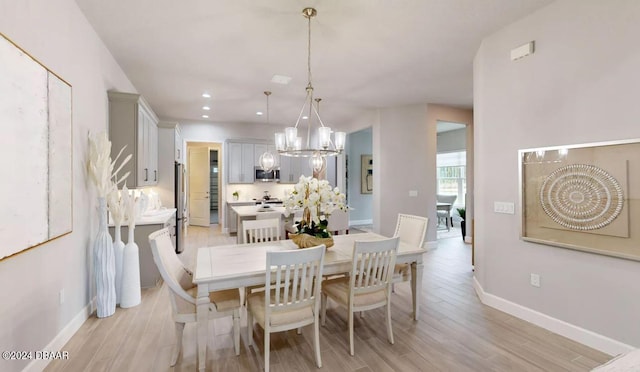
[494,201,515,214]
[409,190,418,197]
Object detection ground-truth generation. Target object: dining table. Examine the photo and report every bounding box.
[192,232,426,371]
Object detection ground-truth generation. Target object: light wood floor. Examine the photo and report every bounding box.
[46,226,611,371]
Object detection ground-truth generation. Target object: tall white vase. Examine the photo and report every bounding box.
[113,223,125,305]
[120,225,141,308]
[94,197,116,318]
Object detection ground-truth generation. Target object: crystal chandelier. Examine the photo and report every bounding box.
[273,7,346,171]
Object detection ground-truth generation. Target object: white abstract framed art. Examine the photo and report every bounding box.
[519,138,640,261]
[0,33,73,260]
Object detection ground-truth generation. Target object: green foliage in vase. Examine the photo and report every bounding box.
[456,207,466,220]
[296,218,331,238]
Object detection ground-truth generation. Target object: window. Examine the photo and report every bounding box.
[437,151,466,207]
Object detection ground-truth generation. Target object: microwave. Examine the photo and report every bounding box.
[255,167,280,182]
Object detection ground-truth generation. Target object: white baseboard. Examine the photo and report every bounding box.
[425,240,438,251]
[23,302,93,372]
[472,277,634,356]
[350,219,373,226]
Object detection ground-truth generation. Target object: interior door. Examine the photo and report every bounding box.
[189,147,210,226]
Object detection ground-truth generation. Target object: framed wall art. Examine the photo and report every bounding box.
[361,154,372,194]
[519,138,640,261]
[0,33,73,260]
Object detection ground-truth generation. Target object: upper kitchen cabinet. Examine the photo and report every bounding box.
[227,141,254,184]
[108,91,159,188]
[279,156,313,183]
[158,121,183,163]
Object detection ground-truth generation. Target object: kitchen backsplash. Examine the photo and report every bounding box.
[227,183,295,202]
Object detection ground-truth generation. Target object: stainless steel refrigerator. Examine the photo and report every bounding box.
[175,162,186,253]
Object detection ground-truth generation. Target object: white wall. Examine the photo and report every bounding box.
[374,104,434,241]
[474,0,640,352]
[347,127,373,223]
[0,0,137,371]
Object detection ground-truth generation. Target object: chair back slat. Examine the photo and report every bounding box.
[350,237,399,295]
[243,218,281,244]
[265,245,325,317]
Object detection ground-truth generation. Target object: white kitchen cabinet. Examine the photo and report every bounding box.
[279,156,313,183]
[228,142,254,183]
[108,91,159,188]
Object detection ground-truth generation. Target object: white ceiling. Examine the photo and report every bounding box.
[75,0,553,127]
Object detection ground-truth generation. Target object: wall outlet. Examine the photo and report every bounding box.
[59,289,65,305]
[530,273,541,288]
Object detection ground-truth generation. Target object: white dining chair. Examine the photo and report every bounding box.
[256,210,284,237]
[246,245,326,372]
[242,218,281,244]
[321,237,399,356]
[436,194,457,230]
[392,214,428,290]
[327,208,350,235]
[148,228,241,366]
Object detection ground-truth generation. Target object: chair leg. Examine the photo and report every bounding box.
[233,309,240,356]
[171,322,185,366]
[348,309,355,356]
[264,330,270,372]
[314,312,322,368]
[247,309,253,347]
[320,293,327,326]
[386,300,394,345]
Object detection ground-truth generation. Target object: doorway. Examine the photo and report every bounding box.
[209,150,219,224]
[436,121,467,240]
[187,142,222,227]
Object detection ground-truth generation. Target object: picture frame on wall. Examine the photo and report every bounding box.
[519,138,640,261]
[0,33,73,260]
[361,154,373,194]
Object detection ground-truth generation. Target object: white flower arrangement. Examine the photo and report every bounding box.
[88,131,132,226]
[87,131,131,198]
[284,175,346,237]
[121,186,140,229]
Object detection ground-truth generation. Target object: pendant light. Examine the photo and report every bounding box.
[258,91,276,172]
[273,7,346,160]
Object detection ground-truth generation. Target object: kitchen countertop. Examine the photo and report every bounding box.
[227,200,258,206]
[109,208,176,227]
[231,205,287,217]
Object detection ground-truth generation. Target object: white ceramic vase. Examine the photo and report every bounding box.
[120,225,141,308]
[113,223,125,305]
[94,197,116,318]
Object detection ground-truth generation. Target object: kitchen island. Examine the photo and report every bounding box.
[231,204,287,243]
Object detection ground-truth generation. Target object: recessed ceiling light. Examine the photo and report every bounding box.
[302,116,309,120]
[256,111,263,116]
[202,92,211,98]
[202,106,210,110]
[271,74,292,85]
[202,114,209,119]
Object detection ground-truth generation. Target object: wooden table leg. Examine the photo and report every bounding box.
[196,284,209,372]
[410,261,423,320]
